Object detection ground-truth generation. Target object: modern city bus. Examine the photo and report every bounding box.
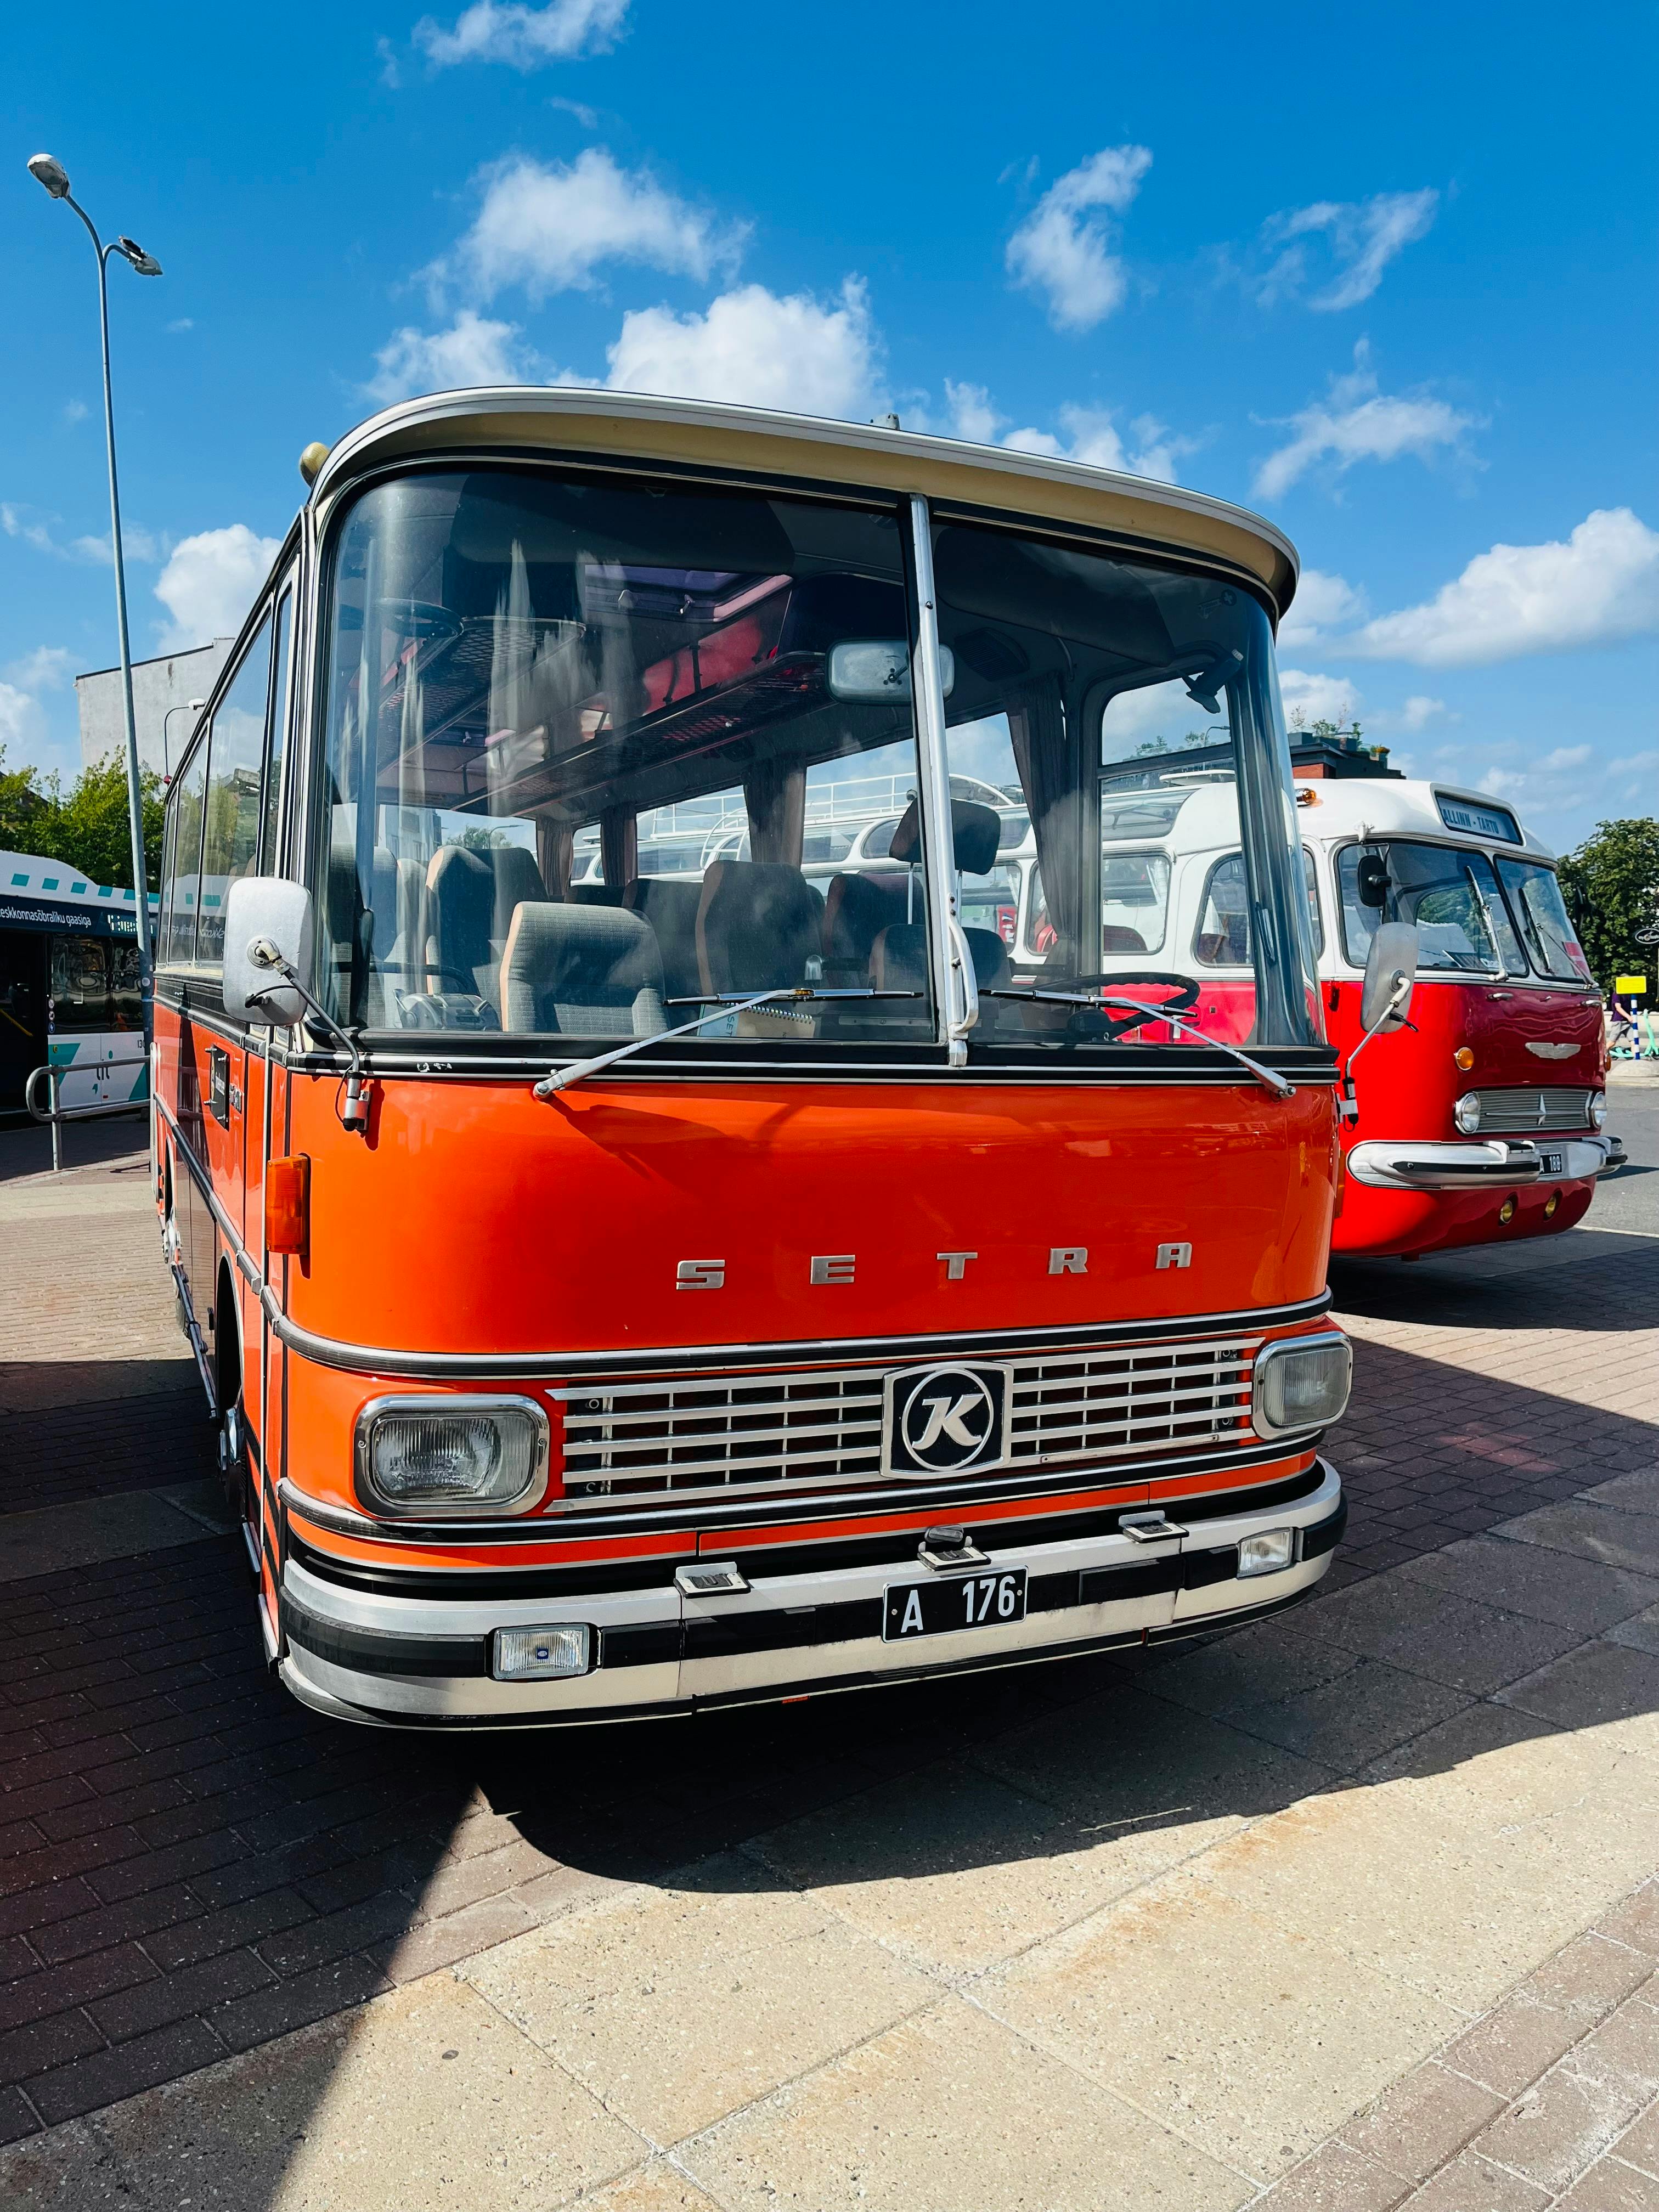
[151,390,1367,1730]
[0,848,153,1121]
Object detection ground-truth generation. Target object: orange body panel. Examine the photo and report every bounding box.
[283,1073,1338,1361]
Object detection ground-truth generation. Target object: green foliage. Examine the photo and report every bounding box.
[1558,818,1659,991]
[0,745,163,890]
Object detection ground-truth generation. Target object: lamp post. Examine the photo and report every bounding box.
[161,698,206,782]
[27,153,161,986]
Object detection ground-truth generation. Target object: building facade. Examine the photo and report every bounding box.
[76,639,234,783]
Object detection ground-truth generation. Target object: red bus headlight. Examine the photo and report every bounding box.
[354,1395,550,1517]
[1252,1335,1351,1438]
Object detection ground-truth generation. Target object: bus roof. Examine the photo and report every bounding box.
[307,388,1301,618]
[1291,778,1558,863]
[0,848,159,936]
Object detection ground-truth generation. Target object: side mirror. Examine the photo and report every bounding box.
[1361,920,1418,1034]
[222,878,314,1026]
[1356,851,1390,909]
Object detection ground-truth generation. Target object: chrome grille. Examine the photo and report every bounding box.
[1007,1338,1256,1468]
[1470,1087,1596,1132]
[555,1333,1260,1509]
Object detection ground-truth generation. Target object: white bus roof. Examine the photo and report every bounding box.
[0,849,159,916]
[1289,780,1557,863]
[306,388,1302,618]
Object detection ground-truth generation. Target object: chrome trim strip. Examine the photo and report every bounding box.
[909,492,969,1067]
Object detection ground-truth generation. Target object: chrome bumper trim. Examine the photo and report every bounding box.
[1346,1136,1610,1191]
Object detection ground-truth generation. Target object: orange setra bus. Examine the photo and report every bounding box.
[152,392,1367,1729]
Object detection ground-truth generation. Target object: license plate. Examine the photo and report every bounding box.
[1539,1150,1565,1175]
[883,1568,1027,1641]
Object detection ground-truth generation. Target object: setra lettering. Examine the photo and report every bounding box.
[1048,1248,1088,1275]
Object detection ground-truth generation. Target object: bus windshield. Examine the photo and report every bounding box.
[316,469,934,1044]
[932,523,1319,1046]
[1494,856,1593,982]
[1339,840,1528,975]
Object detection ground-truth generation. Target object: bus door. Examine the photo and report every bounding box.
[0,929,46,1116]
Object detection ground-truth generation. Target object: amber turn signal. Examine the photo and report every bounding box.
[266,1156,310,1255]
[1454,1046,1475,1070]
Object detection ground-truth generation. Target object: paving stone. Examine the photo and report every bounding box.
[1396,2149,1549,2209]
[1300,1573,1588,1695]
[28,2016,225,2128]
[1256,2140,1408,2210]
[1497,1503,1659,1580]
[1499,1643,1659,1735]
[1340,2060,1506,2182]
[1613,2094,1659,2178]
[1609,1609,1659,1657]
[1556,2154,1659,2207]
[576,2160,727,2209]
[0,2117,134,2204]
[678,1993,1253,2212]
[465,1853,938,2143]
[1397,1538,1659,1633]
[93,1976,645,2211]
[1443,1935,1658,2098]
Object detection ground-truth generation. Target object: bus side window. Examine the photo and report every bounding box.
[198,613,273,969]
[50,935,112,1030]
[261,588,294,876]
[165,736,210,966]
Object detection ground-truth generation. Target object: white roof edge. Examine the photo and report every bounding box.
[308,386,1300,600]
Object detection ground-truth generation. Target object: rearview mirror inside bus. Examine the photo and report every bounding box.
[222,878,315,1028]
[1360,919,1419,1034]
[826,640,955,702]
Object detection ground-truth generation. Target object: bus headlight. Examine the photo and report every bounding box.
[1253,1335,1351,1438]
[1589,1091,1607,1130]
[1453,1092,1483,1134]
[493,1624,590,1680]
[355,1396,550,1517]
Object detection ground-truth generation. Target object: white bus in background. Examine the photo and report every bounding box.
[0,849,155,1120]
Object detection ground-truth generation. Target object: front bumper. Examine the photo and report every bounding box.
[277,1461,1346,1729]
[1347,1136,1614,1191]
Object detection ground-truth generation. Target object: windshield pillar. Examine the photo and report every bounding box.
[908,495,972,1065]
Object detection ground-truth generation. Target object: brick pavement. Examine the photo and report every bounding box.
[1,1127,1656,2205]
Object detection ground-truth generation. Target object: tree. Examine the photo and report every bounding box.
[1558,818,1659,991]
[0,747,163,890]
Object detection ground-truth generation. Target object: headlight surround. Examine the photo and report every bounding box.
[1453,1091,1483,1135]
[1253,1334,1352,1438]
[1589,1090,1607,1131]
[1238,1528,1296,1577]
[354,1395,550,1517]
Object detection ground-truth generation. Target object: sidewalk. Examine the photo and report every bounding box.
[0,1131,1655,2209]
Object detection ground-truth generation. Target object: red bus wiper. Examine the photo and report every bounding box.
[986,988,1294,1098]
[533,988,919,1097]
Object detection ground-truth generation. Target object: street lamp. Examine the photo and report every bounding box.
[27,152,162,986]
[161,698,206,782]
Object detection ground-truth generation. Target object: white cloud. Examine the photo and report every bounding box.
[0,681,46,753]
[1,504,160,565]
[62,400,88,426]
[167,318,194,334]
[1257,189,1438,311]
[1006,145,1152,332]
[368,310,530,402]
[1277,566,1363,649]
[602,279,878,417]
[1348,509,1659,668]
[1401,695,1447,732]
[1479,766,1526,798]
[154,526,281,653]
[4,647,72,693]
[1606,749,1658,780]
[1542,744,1592,771]
[439,149,742,302]
[415,0,628,68]
[1278,668,1362,727]
[1254,345,1479,500]
[944,380,1001,445]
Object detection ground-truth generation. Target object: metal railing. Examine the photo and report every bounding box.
[24,1054,149,1172]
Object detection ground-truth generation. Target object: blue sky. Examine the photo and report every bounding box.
[3,0,1655,850]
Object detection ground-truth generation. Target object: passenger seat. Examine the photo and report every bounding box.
[695,861,825,996]
[498,904,667,1036]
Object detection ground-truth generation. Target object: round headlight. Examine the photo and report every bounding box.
[1589,1090,1607,1130]
[1453,1092,1483,1135]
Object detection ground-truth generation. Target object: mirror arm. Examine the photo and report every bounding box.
[247,943,371,1133]
[1340,969,1415,1124]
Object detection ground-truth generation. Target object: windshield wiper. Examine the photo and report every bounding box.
[533,988,920,1097]
[986,988,1294,1098]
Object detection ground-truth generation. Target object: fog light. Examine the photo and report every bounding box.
[493,1624,590,1680]
[355,1395,550,1517]
[1499,1196,1516,1223]
[1238,1528,1295,1577]
[1544,1192,1560,1218]
[1589,1090,1607,1130]
[1453,1091,1482,1134]
[1253,1334,1352,1437]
